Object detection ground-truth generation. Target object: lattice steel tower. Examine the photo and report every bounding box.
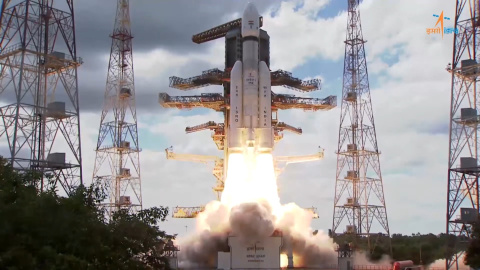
[92,0,141,217]
[445,1,480,269]
[0,0,83,195]
[332,0,390,254]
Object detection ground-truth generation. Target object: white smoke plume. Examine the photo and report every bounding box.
[427,253,470,270]
[353,251,392,266]
[229,200,276,245]
[175,153,338,268]
[177,199,338,267]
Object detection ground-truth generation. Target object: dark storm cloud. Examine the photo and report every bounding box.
[73,0,281,112]
[75,0,279,56]
[2,0,282,112]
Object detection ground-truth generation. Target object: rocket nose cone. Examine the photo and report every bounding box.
[243,2,259,18]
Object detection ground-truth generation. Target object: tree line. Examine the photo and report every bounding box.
[334,222,480,267]
[0,157,176,269]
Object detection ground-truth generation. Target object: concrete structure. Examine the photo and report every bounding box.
[162,240,179,269]
[336,243,354,270]
[217,232,283,270]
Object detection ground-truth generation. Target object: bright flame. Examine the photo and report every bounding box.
[221,152,281,215]
[280,253,303,267]
[280,254,288,267]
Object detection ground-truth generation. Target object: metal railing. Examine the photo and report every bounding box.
[0,43,83,64]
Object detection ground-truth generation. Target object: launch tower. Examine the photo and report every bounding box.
[159,6,336,218]
[92,0,142,217]
[445,1,480,269]
[0,0,83,195]
[332,0,391,254]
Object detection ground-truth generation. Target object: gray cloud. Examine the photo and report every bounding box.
[2,0,282,112]
[77,56,223,112]
[76,0,279,55]
[75,0,280,112]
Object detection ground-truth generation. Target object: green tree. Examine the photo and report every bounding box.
[465,219,480,268]
[0,157,175,269]
[332,232,465,265]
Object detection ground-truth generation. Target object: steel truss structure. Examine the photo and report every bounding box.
[0,0,83,195]
[192,17,263,44]
[92,0,142,218]
[446,1,480,269]
[171,205,320,219]
[165,146,324,201]
[332,0,391,254]
[159,92,337,112]
[168,68,322,92]
[182,120,304,161]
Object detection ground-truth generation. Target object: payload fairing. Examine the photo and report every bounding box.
[228,3,273,154]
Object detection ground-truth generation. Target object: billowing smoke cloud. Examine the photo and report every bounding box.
[275,203,337,266]
[288,235,338,266]
[353,251,391,266]
[177,230,229,268]
[427,253,469,269]
[229,200,276,245]
[177,198,338,268]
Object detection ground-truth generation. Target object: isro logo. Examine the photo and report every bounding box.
[426,11,458,38]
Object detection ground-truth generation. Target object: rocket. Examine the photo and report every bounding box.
[228,2,273,154]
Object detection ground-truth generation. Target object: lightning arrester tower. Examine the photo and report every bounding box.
[332,0,391,254]
[445,1,480,269]
[92,0,142,217]
[0,0,83,195]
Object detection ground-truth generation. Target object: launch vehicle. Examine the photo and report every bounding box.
[228,2,274,154]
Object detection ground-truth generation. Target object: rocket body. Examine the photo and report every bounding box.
[228,3,273,154]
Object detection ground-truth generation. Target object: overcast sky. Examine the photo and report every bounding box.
[0,0,459,238]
